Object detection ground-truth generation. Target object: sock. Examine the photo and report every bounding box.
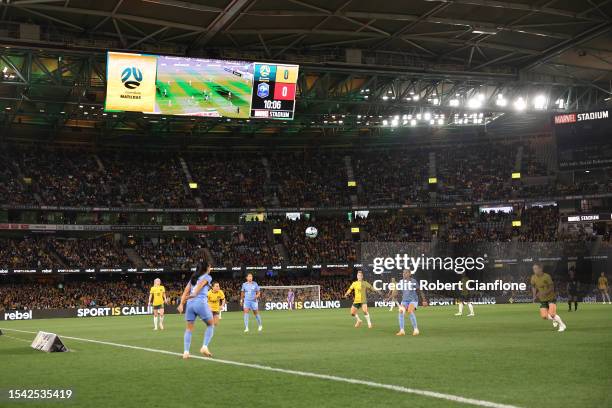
[553,314,564,326]
[153,316,158,329]
[468,303,474,315]
[574,302,578,311]
[458,303,463,314]
[409,312,418,330]
[243,313,249,329]
[183,330,192,353]
[354,314,361,322]
[203,325,214,347]
[255,314,262,326]
[398,312,405,331]
[160,315,164,325]
[364,314,372,326]
[568,301,572,311]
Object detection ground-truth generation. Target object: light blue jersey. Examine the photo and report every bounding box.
[185,273,213,322]
[242,281,260,302]
[401,278,419,304]
[189,273,212,302]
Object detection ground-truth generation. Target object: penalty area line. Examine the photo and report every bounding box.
[1,328,520,408]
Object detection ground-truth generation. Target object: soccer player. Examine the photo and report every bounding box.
[177,263,215,358]
[455,274,475,317]
[531,262,566,332]
[344,270,378,329]
[287,288,295,310]
[148,278,167,330]
[597,272,611,304]
[396,269,427,336]
[567,269,580,311]
[207,282,225,327]
[240,273,262,332]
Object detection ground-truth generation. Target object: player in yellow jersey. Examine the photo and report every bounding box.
[597,272,611,304]
[148,278,167,330]
[530,262,566,332]
[344,271,380,328]
[207,282,226,326]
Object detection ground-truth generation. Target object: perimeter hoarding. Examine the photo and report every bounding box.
[105,52,298,120]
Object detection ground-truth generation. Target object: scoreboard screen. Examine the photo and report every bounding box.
[250,63,299,120]
[105,52,298,120]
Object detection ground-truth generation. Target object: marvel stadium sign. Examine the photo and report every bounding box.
[554,110,609,125]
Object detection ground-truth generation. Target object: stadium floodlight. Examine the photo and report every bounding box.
[437,118,444,125]
[467,97,482,109]
[429,119,435,125]
[410,119,417,126]
[514,97,527,111]
[533,95,547,110]
[496,94,507,107]
[432,98,440,105]
[382,96,389,101]
[382,119,388,126]
[424,112,431,121]
[391,118,399,127]
[555,98,565,109]
[416,113,422,120]
[449,98,460,107]
[412,94,420,101]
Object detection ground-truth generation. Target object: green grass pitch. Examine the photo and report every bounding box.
[1,304,611,408]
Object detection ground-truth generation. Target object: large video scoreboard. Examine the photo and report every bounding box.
[105,52,298,120]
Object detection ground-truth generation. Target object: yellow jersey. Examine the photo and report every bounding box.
[530,273,555,302]
[598,276,608,290]
[149,285,166,306]
[208,290,226,313]
[348,280,374,304]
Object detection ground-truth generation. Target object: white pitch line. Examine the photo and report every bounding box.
[1,328,520,408]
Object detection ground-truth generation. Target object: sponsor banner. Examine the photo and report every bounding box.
[3,191,612,213]
[264,300,345,311]
[0,223,231,232]
[105,52,157,112]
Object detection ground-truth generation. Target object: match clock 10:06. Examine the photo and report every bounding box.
[251,63,299,120]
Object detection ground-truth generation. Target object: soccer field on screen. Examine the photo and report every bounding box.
[1,304,611,408]
[155,57,253,118]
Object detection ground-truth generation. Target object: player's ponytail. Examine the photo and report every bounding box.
[189,261,210,286]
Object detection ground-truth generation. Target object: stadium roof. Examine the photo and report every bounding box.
[0,0,610,139]
[2,0,610,81]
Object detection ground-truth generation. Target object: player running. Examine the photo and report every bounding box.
[567,269,580,312]
[148,278,167,330]
[207,282,226,327]
[597,272,611,304]
[241,273,263,332]
[344,271,379,329]
[530,262,566,332]
[455,274,475,317]
[177,263,215,358]
[396,269,427,336]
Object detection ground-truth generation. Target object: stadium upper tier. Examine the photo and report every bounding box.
[1,140,611,210]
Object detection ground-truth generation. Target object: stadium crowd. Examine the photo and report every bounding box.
[0,141,608,209]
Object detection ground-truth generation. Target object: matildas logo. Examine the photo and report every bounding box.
[121,67,143,89]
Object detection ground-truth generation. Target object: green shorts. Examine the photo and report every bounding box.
[153,304,164,310]
[539,299,556,309]
[352,303,366,308]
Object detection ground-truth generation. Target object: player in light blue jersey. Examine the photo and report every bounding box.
[240,273,262,332]
[178,262,215,358]
[396,269,427,336]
